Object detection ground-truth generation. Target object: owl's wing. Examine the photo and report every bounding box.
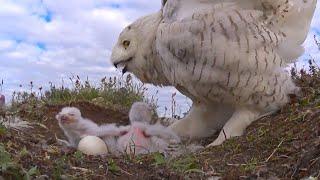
[158,0,316,74]
[156,0,315,104]
[235,0,317,45]
[234,0,317,61]
[158,2,284,84]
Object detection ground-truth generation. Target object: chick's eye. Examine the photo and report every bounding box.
[122,40,130,48]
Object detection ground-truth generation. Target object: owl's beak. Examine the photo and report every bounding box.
[113,57,133,68]
[113,57,133,75]
[122,66,128,74]
[113,62,119,68]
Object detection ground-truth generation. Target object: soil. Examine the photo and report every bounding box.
[0,102,185,179]
[42,102,130,140]
[1,74,320,179]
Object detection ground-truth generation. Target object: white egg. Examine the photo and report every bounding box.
[77,136,108,155]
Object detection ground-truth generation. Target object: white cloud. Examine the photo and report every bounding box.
[0,39,16,50]
[0,0,27,15]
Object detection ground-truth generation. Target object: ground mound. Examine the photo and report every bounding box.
[0,68,319,179]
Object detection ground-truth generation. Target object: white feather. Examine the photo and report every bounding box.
[111,0,316,145]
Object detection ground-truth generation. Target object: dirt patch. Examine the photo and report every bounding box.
[2,100,319,179]
[1,71,320,179]
[0,101,185,179]
[16,101,130,140]
[0,130,183,179]
[44,101,130,125]
[196,105,320,179]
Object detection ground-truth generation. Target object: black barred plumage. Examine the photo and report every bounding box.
[111,0,316,146]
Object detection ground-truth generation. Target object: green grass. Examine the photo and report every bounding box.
[108,159,121,174]
[150,152,203,175]
[53,155,68,179]
[0,144,40,179]
[11,74,147,109]
[170,155,202,174]
[2,74,157,122]
[0,124,7,136]
[0,144,16,172]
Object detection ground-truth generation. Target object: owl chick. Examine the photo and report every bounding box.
[117,102,180,155]
[55,107,100,147]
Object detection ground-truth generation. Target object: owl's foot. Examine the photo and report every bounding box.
[207,107,260,147]
[169,115,220,140]
[169,117,194,139]
[169,102,234,140]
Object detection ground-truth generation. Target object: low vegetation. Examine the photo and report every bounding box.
[2,74,155,123]
[0,61,320,179]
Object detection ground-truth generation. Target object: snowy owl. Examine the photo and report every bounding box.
[111,0,317,146]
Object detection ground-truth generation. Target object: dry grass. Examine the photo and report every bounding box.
[0,58,320,179]
[1,74,158,124]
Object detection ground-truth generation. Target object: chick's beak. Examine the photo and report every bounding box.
[61,115,68,121]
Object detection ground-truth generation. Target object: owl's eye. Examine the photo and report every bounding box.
[122,40,130,49]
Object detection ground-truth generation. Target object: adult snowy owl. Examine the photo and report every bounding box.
[111,0,317,146]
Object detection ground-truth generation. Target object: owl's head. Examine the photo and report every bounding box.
[56,107,82,125]
[111,12,162,83]
[129,102,153,124]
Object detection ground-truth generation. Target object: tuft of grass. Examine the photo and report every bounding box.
[24,166,40,180]
[0,144,16,172]
[0,123,7,135]
[19,146,29,158]
[152,152,166,166]
[150,153,203,175]
[73,151,84,162]
[53,155,68,179]
[11,75,147,108]
[108,159,120,174]
[291,59,320,108]
[169,155,202,174]
[239,157,259,173]
[0,144,26,179]
[41,75,147,108]
[4,74,156,122]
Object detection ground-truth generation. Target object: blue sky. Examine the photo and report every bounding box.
[0,0,319,116]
